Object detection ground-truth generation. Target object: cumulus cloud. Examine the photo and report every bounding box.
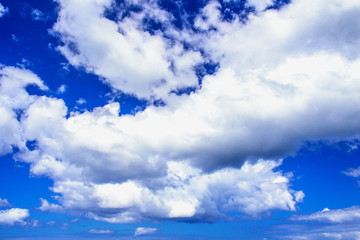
[1,0,360,225]
[0,66,47,156]
[53,0,202,100]
[38,198,63,213]
[279,223,360,240]
[41,160,300,223]
[293,206,360,223]
[0,208,29,226]
[45,0,360,173]
[134,227,158,236]
[0,198,10,207]
[342,167,360,178]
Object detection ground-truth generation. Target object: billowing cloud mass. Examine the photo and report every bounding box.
[0,208,29,226]
[1,0,360,224]
[293,206,360,223]
[53,0,202,100]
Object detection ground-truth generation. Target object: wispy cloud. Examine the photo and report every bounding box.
[76,98,86,105]
[134,227,158,236]
[57,84,67,94]
[0,3,8,18]
[343,167,360,178]
[88,228,114,234]
[292,206,360,223]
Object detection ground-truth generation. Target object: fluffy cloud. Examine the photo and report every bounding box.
[48,0,360,171]
[0,66,47,156]
[134,227,158,236]
[53,0,202,100]
[38,198,63,213]
[2,0,360,225]
[293,206,360,223]
[43,160,300,223]
[0,208,29,226]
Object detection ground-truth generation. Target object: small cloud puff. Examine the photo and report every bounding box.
[0,198,10,207]
[134,227,158,236]
[38,198,63,213]
[57,84,67,94]
[76,98,86,105]
[0,208,29,226]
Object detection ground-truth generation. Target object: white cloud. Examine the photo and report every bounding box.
[57,84,67,94]
[76,98,86,105]
[0,66,47,110]
[0,198,10,207]
[247,0,274,11]
[284,231,360,240]
[294,191,305,203]
[0,66,48,156]
[343,167,360,178]
[53,0,202,100]
[2,0,360,225]
[293,206,360,223]
[280,224,360,240]
[0,3,8,18]
[134,227,158,236]
[0,208,29,226]
[88,228,114,234]
[38,198,63,213]
[45,0,360,174]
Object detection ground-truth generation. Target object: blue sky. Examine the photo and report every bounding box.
[1,0,360,239]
